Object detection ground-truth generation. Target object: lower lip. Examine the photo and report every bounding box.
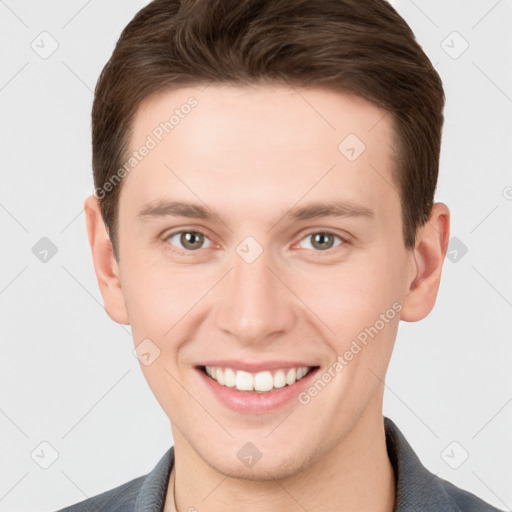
[196,367,320,414]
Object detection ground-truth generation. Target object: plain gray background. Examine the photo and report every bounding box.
[1,0,511,510]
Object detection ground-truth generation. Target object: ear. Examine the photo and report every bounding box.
[84,195,130,325]
[400,202,450,322]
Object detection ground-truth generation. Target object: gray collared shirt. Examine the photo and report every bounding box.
[56,416,504,511]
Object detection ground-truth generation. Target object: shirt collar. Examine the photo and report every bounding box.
[134,416,460,512]
[384,416,461,511]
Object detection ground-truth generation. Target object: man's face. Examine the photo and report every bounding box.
[114,85,415,478]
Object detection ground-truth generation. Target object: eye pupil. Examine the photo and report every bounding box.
[181,232,204,250]
[170,231,341,253]
[311,233,334,250]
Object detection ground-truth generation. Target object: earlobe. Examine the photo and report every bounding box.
[400,203,450,322]
[84,195,130,325]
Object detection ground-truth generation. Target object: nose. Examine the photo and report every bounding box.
[213,245,297,346]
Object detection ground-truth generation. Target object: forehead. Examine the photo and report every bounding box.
[120,84,399,226]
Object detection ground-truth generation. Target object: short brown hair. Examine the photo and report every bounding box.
[92,0,445,260]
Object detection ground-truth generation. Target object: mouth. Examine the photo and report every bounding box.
[197,364,321,394]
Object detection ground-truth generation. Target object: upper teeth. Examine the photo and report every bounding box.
[204,366,312,392]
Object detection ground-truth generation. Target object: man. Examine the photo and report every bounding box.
[57,0,503,510]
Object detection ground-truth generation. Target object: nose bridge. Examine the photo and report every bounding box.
[214,242,294,342]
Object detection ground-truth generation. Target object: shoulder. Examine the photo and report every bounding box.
[434,475,505,512]
[54,446,175,512]
[384,417,504,512]
[54,475,146,512]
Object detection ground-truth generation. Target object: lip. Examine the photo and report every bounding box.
[195,365,320,414]
[197,360,317,372]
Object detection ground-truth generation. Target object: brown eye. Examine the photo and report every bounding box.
[298,232,344,251]
[166,231,212,251]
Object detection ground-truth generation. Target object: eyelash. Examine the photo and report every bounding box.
[163,229,348,254]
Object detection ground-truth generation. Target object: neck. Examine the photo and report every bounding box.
[166,407,395,512]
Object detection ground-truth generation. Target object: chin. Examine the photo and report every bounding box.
[205,445,313,482]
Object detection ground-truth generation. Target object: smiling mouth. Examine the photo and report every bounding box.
[198,365,320,393]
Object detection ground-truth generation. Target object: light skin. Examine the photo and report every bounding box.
[85,84,449,511]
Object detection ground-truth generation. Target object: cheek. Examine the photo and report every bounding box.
[299,251,404,390]
[121,258,194,342]
[304,256,403,331]
[305,259,402,416]
[122,262,195,409]
[122,236,406,346]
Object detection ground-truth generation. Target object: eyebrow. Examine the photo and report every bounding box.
[137,199,375,223]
